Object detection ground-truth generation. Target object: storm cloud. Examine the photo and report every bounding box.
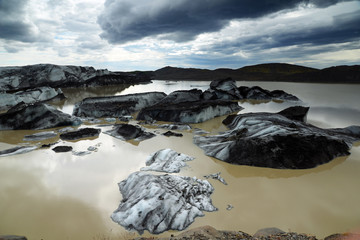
[97,0,354,44]
[0,0,37,42]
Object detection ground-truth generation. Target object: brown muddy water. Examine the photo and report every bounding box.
[1,81,360,239]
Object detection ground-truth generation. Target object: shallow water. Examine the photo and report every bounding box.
[1,81,360,239]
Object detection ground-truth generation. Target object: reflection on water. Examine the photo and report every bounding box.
[1,81,360,239]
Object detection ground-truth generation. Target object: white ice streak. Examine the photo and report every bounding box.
[180,104,241,123]
[23,131,58,141]
[0,146,38,157]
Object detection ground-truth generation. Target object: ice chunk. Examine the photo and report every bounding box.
[141,149,194,173]
[111,172,217,234]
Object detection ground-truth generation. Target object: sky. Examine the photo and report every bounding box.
[0,0,359,71]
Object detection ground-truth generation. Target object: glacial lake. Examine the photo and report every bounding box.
[1,80,360,239]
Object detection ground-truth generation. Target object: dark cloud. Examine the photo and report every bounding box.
[4,44,21,53]
[0,0,37,42]
[98,0,352,44]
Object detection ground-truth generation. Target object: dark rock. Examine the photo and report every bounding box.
[270,89,300,101]
[40,142,58,148]
[0,235,27,240]
[0,103,81,130]
[324,233,360,240]
[239,85,300,101]
[73,92,166,118]
[278,106,309,122]
[254,227,286,237]
[137,100,242,123]
[52,146,73,153]
[162,131,183,137]
[59,128,101,141]
[111,172,217,234]
[174,225,252,240]
[104,124,155,141]
[194,106,360,169]
[0,146,37,157]
[203,78,299,101]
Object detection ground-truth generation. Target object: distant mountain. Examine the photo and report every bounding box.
[152,63,360,83]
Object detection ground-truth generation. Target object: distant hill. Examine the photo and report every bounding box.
[151,63,360,83]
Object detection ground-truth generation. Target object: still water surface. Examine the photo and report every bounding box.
[1,81,360,239]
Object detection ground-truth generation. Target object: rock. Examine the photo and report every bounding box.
[204,172,228,185]
[137,100,242,123]
[270,89,300,101]
[0,87,64,111]
[59,128,101,141]
[141,149,194,173]
[111,172,217,234]
[162,131,183,137]
[203,78,300,101]
[278,105,309,122]
[0,64,151,91]
[0,103,81,130]
[324,233,360,240]
[207,77,242,100]
[0,146,37,157]
[23,131,58,141]
[73,92,166,118]
[173,226,252,240]
[254,227,286,237]
[0,235,27,240]
[40,142,57,148]
[52,146,73,153]
[157,89,202,104]
[238,86,300,101]
[194,106,360,169]
[104,124,156,142]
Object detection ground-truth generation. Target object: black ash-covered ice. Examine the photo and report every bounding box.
[104,124,155,142]
[194,106,360,169]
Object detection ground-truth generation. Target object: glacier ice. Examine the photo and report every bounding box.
[111,171,217,234]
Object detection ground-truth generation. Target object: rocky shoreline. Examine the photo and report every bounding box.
[133,225,360,240]
[1,226,358,240]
